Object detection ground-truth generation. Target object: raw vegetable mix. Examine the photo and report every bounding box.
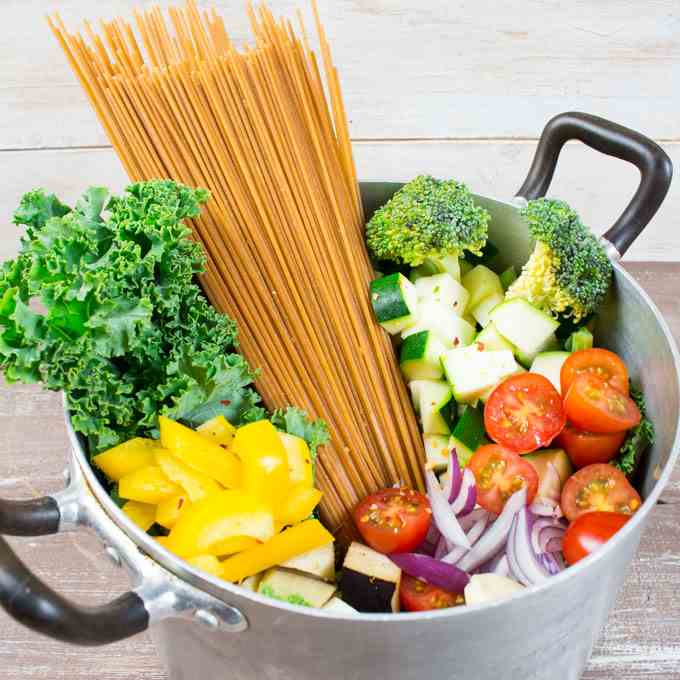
[357,177,653,612]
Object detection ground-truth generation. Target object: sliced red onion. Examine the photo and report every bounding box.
[530,497,564,519]
[434,534,450,560]
[442,513,489,564]
[456,487,527,573]
[543,461,562,504]
[442,448,463,503]
[389,553,470,593]
[537,552,562,576]
[491,554,510,577]
[459,508,492,531]
[507,507,560,586]
[544,536,563,553]
[426,470,470,549]
[450,468,476,516]
[530,516,567,554]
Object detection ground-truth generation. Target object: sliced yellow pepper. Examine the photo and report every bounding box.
[185,555,223,577]
[233,420,290,509]
[277,485,323,527]
[155,536,171,548]
[219,519,333,582]
[197,415,236,447]
[118,465,182,504]
[207,535,259,557]
[154,448,222,503]
[156,492,192,530]
[159,416,242,488]
[93,438,157,481]
[278,432,314,488]
[121,500,156,532]
[165,490,275,558]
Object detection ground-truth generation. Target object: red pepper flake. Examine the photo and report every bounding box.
[476,341,485,351]
[453,337,460,346]
[453,301,458,307]
[220,399,231,406]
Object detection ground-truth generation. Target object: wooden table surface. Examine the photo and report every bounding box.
[0,262,677,679]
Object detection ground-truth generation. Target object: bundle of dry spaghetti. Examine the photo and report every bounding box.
[48,0,424,537]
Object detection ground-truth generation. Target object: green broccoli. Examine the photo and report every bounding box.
[365,175,489,267]
[506,198,612,322]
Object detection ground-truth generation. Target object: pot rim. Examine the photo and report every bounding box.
[67,253,680,624]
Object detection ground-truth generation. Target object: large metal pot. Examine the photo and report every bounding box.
[0,113,676,680]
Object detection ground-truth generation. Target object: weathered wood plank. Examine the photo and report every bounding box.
[1,0,678,148]
[0,263,677,678]
[1,143,679,262]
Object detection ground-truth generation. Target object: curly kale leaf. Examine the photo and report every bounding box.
[613,387,654,477]
[270,407,330,458]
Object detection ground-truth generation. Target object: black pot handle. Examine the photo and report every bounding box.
[0,494,149,645]
[516,111,673,256]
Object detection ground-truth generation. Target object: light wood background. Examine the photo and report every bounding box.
[0,1,679,679]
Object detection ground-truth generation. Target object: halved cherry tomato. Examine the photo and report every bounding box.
[353,487,431,554]
[468,445,538,514]
[560,348,629,396]
[484,373,566,453]
[557,424,626,468]
[561,463,641,522]
[400,574,464,612]
[564,373,641,434]
[563,511,630,565]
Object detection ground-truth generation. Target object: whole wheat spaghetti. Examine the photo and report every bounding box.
[48,0,425,538]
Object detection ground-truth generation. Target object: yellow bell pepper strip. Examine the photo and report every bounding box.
[159,416,242,488]
[185,555,223,577]
[156,492,192,530]
[220,519,333,583]
[165,490,275,558]
[197,415,237,447]
[278,432,314,488]
[206,536,259,557]
[92,438,157,481]
[155,536,171,548]
[154,449,222,503]
[118,465,182,504]
[233,420,290,509]
[121,500,156,532]
[277,485,323,527]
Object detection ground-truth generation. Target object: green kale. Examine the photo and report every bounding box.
[0,181,262,452]
[613,387,654,477]
[270,407,330,458]
[365,175,489,267]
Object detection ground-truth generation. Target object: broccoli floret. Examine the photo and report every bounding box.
[365,175,489,267]
[506,198,612,321]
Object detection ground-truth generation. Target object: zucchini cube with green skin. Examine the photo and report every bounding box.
[442,344,520,403]
[478,364,527,403]
[424,433,451,471]
[451,405,486,452]
[461,265,503,310]
[489,298,560,366]
[415,273,469,317]
[370,273,419,334]
[258,568,336,608]
[410,379,457,435]
[476,322,515,353]
[530,351,570,393]
[499,266,518,291]
[401,300,476,349]
[399,330,447,381]
[470,290,504,328]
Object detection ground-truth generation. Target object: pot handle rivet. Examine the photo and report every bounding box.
[194,608,220,631]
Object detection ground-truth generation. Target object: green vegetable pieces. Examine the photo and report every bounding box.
[613,387,655,477]
[0,180,264,452]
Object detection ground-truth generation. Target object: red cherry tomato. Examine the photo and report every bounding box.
[560,463,642,522]
[557,424,626,468]
[353,487,431,554]
[484,373,566,453]
[560,348,629,396]
[563,511,631,565]
[400,574,464,612]
[468,444,538,514]
[564,373,641,434]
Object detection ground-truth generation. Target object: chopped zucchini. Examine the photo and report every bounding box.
[340,542,401,613]
[370,273,419,334]
[442,344,519,402]
[415,380,457,435]
[470,291,504,328]
[461,265,503,310]
[451,405,485,452]
[489,298,560,366]
[565,327,594,352]
[476,322,515,353]
[258,568,336,608]
[449,436,475,468]
[415,273,469,316]
[499,266,518,291]
[322,597,358,614]
[424,433,451,471]
[399,330,446,381]
[530,351,570,393]
[402,300,476,349]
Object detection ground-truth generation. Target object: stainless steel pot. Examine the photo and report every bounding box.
[0,112,676,680]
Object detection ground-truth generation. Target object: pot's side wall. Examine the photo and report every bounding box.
[149,527,641,680]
